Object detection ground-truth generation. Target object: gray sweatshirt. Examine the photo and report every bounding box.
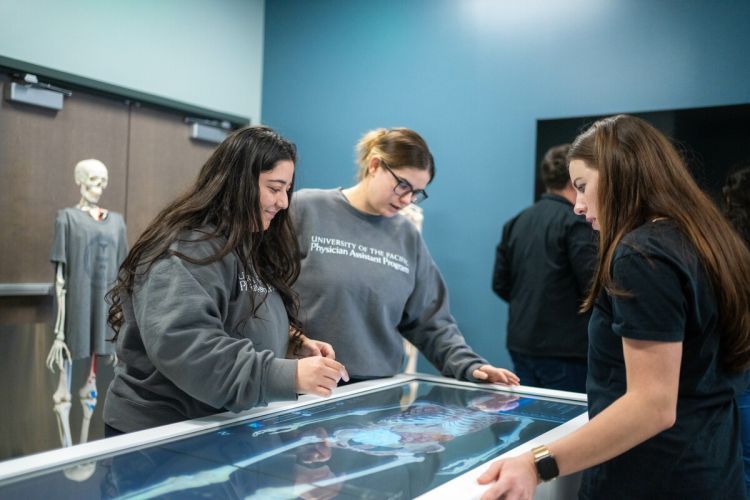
[291,189,488,380]
[104,229,297,432]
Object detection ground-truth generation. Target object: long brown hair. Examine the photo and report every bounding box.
[568,114,750,372]
[107,125,301,338]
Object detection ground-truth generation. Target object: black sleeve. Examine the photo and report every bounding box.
[566,217,598,295]
[492,218,516,301]
[610,253,687,342]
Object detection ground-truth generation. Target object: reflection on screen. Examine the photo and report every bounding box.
[0,381,586,499]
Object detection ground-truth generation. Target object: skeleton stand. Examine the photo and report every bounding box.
[47,263,100,448]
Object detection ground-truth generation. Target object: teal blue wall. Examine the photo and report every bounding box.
[261,0,750,374]
[0,0,264,120]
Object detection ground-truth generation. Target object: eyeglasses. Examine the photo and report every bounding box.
[380,160,429,204]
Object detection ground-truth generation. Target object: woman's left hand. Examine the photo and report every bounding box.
[477,453,538,500]
[294,336,337,359]
[472,364,520,385]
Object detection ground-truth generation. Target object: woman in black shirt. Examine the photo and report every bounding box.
[478,115,750,499]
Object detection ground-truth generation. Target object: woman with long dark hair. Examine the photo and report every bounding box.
[478,115,750,499]
[103,126,347,435]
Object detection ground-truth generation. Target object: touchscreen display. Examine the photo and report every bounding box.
[0,380,586,499]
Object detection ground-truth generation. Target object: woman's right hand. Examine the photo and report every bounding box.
[477,452,538,500]
[296,357,349,397]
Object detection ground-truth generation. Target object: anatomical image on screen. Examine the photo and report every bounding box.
[0,380,586,499]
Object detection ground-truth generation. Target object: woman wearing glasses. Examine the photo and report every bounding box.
[290,127,519,385]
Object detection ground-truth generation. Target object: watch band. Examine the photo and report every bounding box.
[531,444,560,482]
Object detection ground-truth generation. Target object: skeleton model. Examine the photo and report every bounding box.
[47,159,127,451]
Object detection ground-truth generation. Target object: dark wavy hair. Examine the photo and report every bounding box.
[723,165,750,247]
[568,115,750,372]
[107,125,301,338]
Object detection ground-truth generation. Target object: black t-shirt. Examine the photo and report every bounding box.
[580,220,746,500]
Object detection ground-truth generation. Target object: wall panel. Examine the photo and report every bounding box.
[0,73,129,285]
[126,107,216,244]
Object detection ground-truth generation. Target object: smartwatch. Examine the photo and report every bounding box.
[531,445,559,482]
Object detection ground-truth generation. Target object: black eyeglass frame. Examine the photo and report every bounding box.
[380,160,429,204]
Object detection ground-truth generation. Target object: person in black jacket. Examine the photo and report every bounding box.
[492,144,596,393]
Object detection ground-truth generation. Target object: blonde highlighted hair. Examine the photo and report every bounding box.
[355,128,435,181]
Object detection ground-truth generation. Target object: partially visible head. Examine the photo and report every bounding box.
[723,164,750,247]
[723,165,750,212]
[354,128,434,216]
[540,144,571,191]
[74,159,108,205]
[194,125,297,232]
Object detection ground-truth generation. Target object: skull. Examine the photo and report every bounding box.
[74,159,109,205]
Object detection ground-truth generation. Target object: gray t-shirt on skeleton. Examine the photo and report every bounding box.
[291,188,488,380]
[50,207,128,360]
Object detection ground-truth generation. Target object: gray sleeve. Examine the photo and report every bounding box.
[116,215,128,263]
[132,256,297,412]
[399,238,488,381]
[50,210,67,265]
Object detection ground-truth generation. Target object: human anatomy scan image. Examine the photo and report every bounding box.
[0,380,586,499]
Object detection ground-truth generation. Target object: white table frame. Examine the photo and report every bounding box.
[0,373,588,499]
